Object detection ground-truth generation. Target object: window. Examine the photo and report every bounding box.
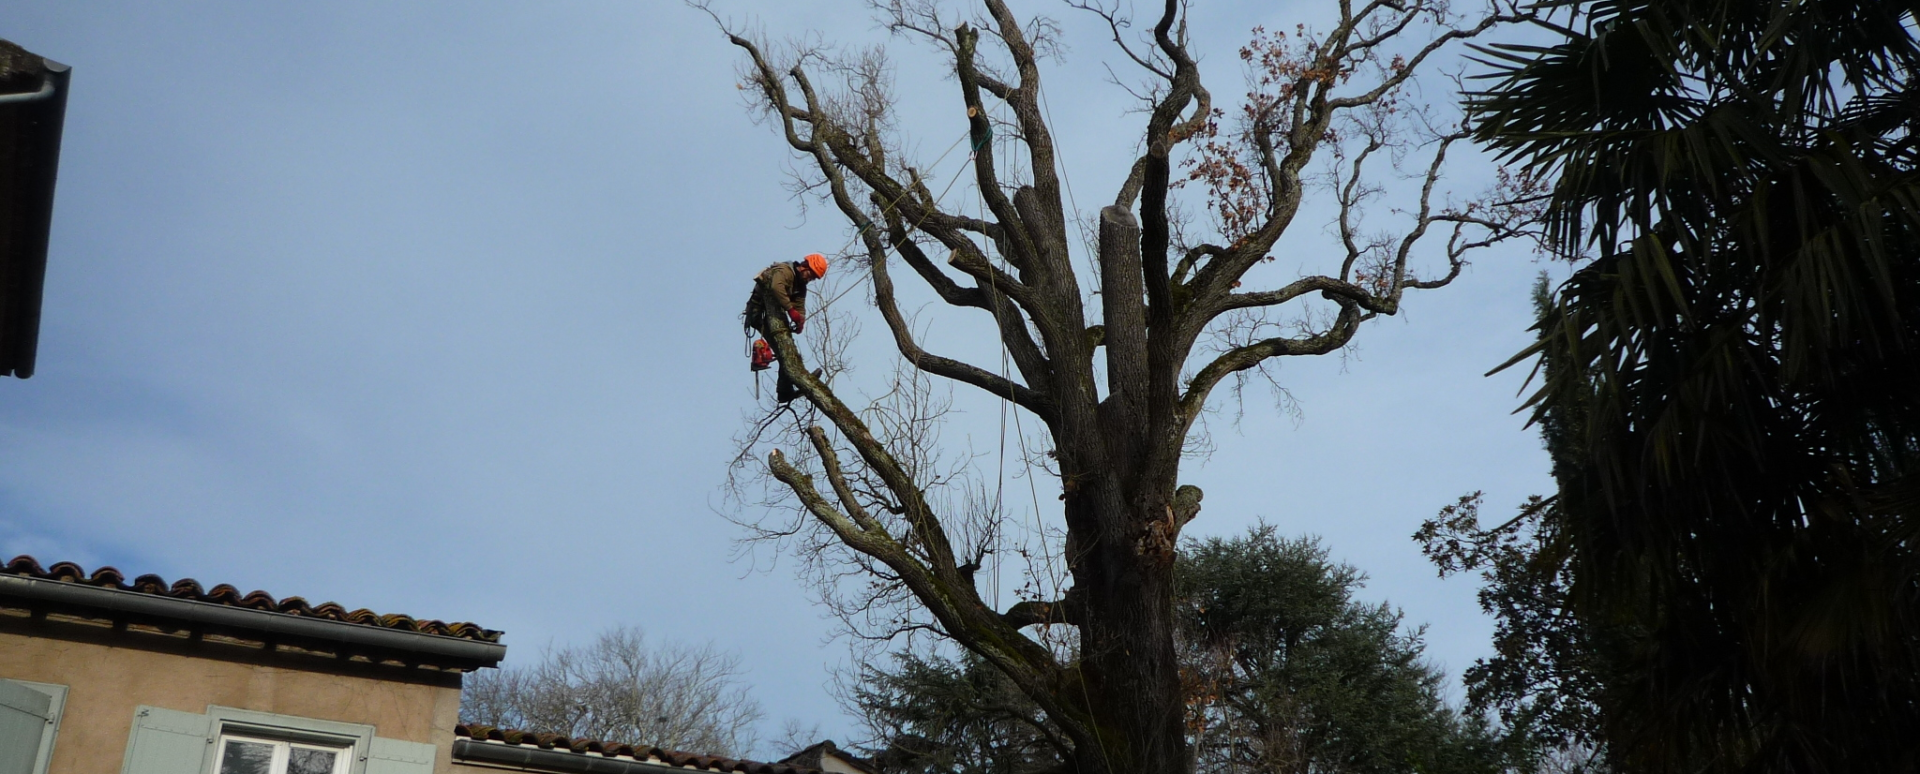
[201,705,371,774]
[122,705,434,774]
[215,734,352,774]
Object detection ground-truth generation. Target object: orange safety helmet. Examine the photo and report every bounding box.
[803,253,829,278]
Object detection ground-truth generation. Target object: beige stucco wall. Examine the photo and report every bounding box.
[0,627,464,774]
[816,755,867,774]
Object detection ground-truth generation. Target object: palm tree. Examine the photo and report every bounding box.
[1470,1,1920,771]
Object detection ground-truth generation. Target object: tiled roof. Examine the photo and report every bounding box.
[2,556,501,643]
[454,725,823,774]
[778,741,877,774]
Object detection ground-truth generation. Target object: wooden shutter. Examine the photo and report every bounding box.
[0,681,52,774]
[364,737,435,774]
[121,706,212,774]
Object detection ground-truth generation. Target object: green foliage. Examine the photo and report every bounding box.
[842,651,1061,774]
[1417,276,1608,758]
[1472,1,1920,770]
[1418,493,1608,772]
[845,528,1525,774]
[1180,528,1518,774]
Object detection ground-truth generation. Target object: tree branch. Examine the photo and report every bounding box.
[1065,1,1172,79]
[881,210,1054,396]
[1178,299,1365,423]
[768,445,1044,675]
[1325,11,1521,111]
[954,25,1038,270]
[982,0,1068,241]
[869,227,1057,422]
[1212,276,1395,315]
[1181,3,1529,320]
[1135,0,1206,305]
[724,32,1072,424]
[1002,593,1085,628]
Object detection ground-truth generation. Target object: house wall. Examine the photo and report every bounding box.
[0,628,464,774]
[816,755,869,774]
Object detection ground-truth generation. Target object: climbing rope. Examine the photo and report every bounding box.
[979,86,1111,774]
[805,126,978,320]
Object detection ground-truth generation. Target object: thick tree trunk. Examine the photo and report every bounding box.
[1039,204,1189,774]
[1072,496,1188,774]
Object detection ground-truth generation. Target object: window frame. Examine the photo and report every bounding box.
[202,707,372,774]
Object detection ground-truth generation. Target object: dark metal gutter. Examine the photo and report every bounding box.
[0,573,506,670]
[453,740,689,774]
[0,53,69,378]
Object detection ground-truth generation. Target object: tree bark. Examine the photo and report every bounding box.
[710,1,1534,771]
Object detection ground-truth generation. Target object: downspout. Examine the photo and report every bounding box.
[0,57,69,378]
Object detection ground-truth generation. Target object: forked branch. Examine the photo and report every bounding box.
[724,29,1064,423]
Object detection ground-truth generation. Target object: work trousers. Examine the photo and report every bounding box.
[745,287,802,404]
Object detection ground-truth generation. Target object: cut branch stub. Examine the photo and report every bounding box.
[1100,205,1149,451]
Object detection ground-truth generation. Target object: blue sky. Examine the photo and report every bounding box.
[2,0,1558,756]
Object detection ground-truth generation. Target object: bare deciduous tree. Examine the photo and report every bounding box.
[706,2,1539,773]
[460,626,764,758]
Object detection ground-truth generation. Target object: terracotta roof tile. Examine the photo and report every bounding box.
[454,725,823,774]
[2,555,501,643]
[778,741,876,774]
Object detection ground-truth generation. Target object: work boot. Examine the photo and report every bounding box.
[777,369,826,404]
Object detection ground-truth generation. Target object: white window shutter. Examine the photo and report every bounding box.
[0,681,52,774]
[364,737,435,774]
[122,706,213,774]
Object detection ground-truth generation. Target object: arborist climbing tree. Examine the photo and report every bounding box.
[743,252,827,404]
[704,2,1543,773]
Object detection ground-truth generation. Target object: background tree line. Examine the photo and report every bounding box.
[460,626,766,758]
[845,527,1520,774]
[458,528,1536,773]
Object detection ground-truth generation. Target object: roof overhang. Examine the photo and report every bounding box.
[0,573,507,671]
[0,44,70,379]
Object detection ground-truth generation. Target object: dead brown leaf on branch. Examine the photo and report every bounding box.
[699,1,1542,773]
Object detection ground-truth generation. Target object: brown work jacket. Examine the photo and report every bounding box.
[756,262,811,314]
[745,262,812,333]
